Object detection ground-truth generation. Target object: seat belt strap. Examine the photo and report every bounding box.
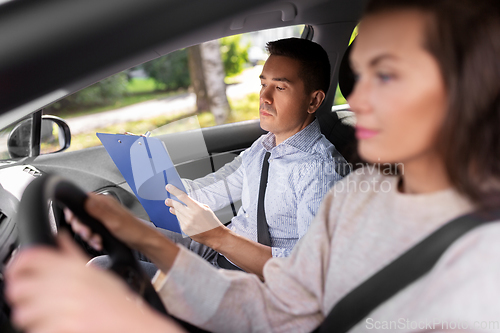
[257,151,272,246]
[313,209,500,333]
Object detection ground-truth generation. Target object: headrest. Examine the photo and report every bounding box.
[318,39,364,169]
[338,40,355,100]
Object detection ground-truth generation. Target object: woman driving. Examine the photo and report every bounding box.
[6,0,500,332]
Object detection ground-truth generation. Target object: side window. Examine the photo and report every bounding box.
[41,25,305,153]
[334,25,358,106]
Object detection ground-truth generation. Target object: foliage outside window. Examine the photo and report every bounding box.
[38,25,304,153]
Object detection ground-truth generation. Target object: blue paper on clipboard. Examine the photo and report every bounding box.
[97,132,185,233]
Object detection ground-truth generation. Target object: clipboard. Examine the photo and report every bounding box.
[97,132,185,233]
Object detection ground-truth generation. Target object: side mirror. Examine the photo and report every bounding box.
[7,116,71,158]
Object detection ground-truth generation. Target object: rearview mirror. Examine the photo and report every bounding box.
[7,116,71,158]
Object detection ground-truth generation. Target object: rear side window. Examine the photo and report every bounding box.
[334,25,358,107]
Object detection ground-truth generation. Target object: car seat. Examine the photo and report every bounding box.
[318,41,361,171]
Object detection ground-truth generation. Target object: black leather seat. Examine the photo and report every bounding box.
[318,41,361,171]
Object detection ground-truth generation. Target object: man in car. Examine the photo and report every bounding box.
[72,37,346,279]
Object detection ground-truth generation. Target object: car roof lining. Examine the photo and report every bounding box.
[0,0,365,129]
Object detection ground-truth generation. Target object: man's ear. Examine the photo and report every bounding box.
[307,90,326,114]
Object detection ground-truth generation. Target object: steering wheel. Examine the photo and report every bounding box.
[3,174,213,333]
[15,174,168,315]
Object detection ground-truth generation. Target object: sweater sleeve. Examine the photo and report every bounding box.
[158,190,338,333]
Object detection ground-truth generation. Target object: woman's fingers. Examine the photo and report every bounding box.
[65,208,89,239]
[88,235,103,251]
[57,230,88,259]
[84,193,160,250]
[64,207,102,250]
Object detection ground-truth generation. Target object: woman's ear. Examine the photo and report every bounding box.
[307,90,326,114]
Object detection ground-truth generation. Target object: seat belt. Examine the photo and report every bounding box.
[313,209,500,333]
[217,151,272,271]
[256,151,272,246]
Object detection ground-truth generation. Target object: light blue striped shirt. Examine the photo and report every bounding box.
[182,119,345,257]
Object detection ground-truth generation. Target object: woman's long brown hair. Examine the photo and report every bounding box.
[364,0,500,208]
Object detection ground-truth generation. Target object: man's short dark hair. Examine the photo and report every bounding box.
[265,37,331,95]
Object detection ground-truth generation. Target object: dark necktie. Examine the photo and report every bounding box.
[257,151,272,246]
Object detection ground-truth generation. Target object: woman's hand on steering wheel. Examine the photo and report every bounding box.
[5,231,185,333]
[66,193,158,252]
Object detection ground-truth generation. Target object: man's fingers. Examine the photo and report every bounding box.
[165,185,191,205]
[165,199,191,222]
[165,197,186,210]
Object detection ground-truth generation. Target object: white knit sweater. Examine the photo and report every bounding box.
[158,168,500,332]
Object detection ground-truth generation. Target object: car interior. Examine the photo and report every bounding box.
[0,0,366,331]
